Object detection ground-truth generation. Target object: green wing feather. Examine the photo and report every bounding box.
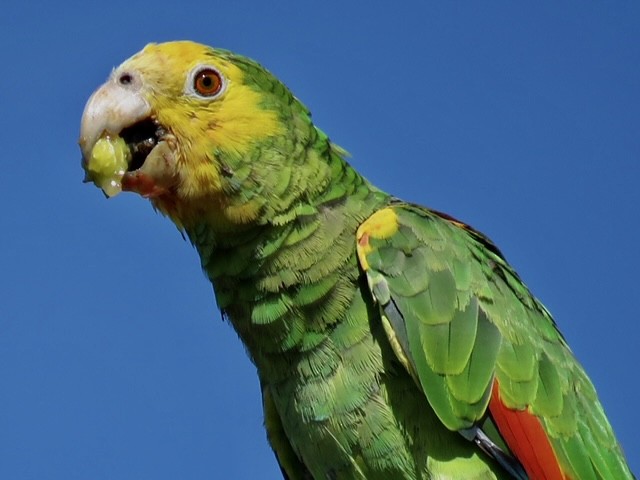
[262,385,313,480]
[356,201,633,479]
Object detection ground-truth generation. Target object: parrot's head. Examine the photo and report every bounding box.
[80,41,321,229]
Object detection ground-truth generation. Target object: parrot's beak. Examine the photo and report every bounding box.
[79,73,177,198]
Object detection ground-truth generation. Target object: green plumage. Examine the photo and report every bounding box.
[80,42,634,480]
[187,137,632,477]
[185,109,515,479]
[359,204,632,479]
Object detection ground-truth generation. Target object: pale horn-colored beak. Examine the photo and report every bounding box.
[79,72,151,197]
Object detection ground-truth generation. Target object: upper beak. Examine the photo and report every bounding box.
[80,71,178,198]
[79,74,151,161]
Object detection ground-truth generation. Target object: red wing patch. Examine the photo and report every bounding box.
[489,381,569,480]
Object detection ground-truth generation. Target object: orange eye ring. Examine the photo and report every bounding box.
[193,68,223,97]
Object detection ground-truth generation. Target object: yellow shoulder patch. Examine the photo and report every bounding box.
[356,207,399,271]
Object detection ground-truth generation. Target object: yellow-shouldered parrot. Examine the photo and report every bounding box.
[79,41,634,480]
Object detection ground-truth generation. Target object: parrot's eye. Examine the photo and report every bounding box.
[191,67,224,98]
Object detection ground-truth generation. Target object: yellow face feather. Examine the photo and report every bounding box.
[119,41,284,203]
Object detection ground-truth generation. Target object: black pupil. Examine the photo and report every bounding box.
[119,73,132,85]
[201,74,214,88]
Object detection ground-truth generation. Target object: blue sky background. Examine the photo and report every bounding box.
[1,2,638,478]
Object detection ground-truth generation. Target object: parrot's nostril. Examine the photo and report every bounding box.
[119,73,133,85]
[116,71,143,91]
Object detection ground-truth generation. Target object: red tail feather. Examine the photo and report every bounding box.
[489,380,568,480]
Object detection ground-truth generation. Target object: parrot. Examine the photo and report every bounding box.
[79,41,634,480]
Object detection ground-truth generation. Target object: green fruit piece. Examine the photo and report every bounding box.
[85,135,130,197]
